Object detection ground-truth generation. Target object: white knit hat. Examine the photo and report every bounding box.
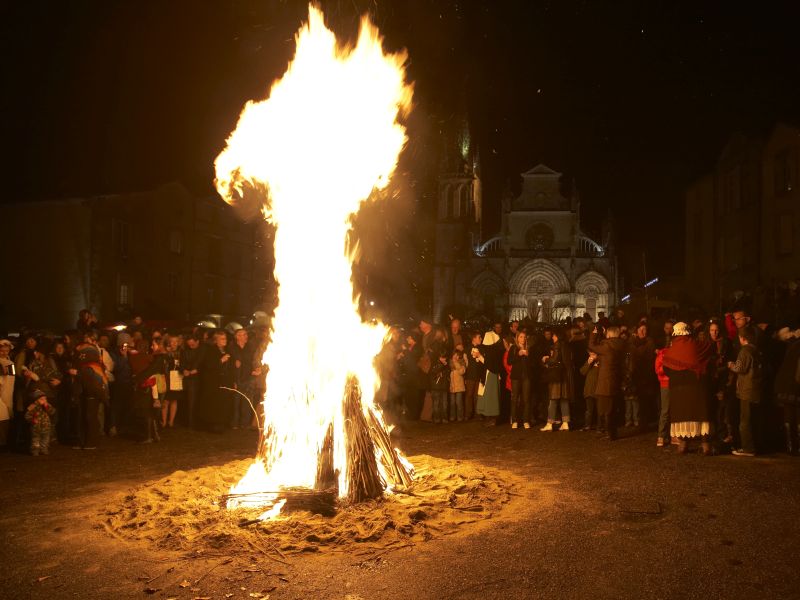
[672,322,691,336]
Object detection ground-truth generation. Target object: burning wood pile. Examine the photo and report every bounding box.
[212,5,414,521]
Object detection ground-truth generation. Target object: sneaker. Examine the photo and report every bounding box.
[670,437,680,445]
[83,446,97,450]
[656,437,665,447]
[540,423,553,432]
[511,422,518,429]
[559,422,570,431]
[732,449,755,457]
[633,421,640,428]
[523,422,531,429]
[624,421,633,428]
[581,426,592,432]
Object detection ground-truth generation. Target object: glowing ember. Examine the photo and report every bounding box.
[214,4,413,518]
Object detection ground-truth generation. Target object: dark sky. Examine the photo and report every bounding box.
[3,0,800,281]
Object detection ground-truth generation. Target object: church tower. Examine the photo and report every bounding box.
[432,121,482,322]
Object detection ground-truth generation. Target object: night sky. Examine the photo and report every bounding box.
[3,0,800,283]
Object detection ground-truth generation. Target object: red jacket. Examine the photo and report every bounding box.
[502,349,512,392]
[654,349,669,389]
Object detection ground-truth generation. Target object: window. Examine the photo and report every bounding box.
[774,149,796,195]
[778,213,794,256]
[169,229,183,254]
[118,282,130,305]
[112,219,130,258]
[167,272,180,299]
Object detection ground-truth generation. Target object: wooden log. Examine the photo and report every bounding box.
[343,375,384,503]
[315,423,337,491]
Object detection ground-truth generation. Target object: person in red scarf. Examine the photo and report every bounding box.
[662,322,714,454]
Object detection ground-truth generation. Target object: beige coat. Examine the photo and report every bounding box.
[449,355,466,393]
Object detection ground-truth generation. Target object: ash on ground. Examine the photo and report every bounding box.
[101,455,522,558]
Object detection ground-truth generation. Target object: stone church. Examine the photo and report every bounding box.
[433,163,617,323]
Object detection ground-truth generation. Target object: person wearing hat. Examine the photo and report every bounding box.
[662,322,715,454]
[0,339,15,448]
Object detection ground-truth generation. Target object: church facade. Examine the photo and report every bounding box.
[433,164,617,323]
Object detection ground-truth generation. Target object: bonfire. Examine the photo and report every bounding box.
[213,4,414,519]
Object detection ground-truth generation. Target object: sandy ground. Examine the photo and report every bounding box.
[2,421,800,600]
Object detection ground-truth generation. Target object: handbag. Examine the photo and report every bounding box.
[169,369,183,391]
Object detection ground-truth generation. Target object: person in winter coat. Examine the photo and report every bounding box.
[429,343,450,424]
[449,349,467,422]
[507,331,534,429]
[580,352,600,431]
[728,325,763,457]
[180,335,204,428]
[25,390,55,455]
[198,330,236,433]
[464,332,485,420]
[588,325,627,440]
[628,324,658,429]
[663,322,714,455]
[708,320,736,445]
[774,327,800,455]
[476,330,503,423]
[540,329,574,431]
[654,347,671,446]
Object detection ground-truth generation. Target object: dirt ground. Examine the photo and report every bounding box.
[2,421,800,600]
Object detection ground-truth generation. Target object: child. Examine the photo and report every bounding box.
[449,349,467,422]
[25,390,55,456]
[580,352,600,431]
[728,326,762,457]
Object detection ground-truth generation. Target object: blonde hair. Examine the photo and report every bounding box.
[605,326,621,339]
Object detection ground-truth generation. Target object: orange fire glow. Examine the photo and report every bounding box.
[214,5,413,518]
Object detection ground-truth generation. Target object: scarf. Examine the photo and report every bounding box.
[662,335,713,378]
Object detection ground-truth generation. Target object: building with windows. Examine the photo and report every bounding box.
[684,123,799,313]
[0,182,272,331]
[433,163,617,323]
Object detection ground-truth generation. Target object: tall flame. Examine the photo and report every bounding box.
[214,5,412,515]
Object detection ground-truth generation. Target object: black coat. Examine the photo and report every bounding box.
[198,346,236,427]
[507,345,534,381]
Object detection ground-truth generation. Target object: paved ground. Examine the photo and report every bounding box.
[1,421,799,600]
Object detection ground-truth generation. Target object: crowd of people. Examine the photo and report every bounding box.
[2,302,800,460]
[0,311,267,454]
[375,307,800,457]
